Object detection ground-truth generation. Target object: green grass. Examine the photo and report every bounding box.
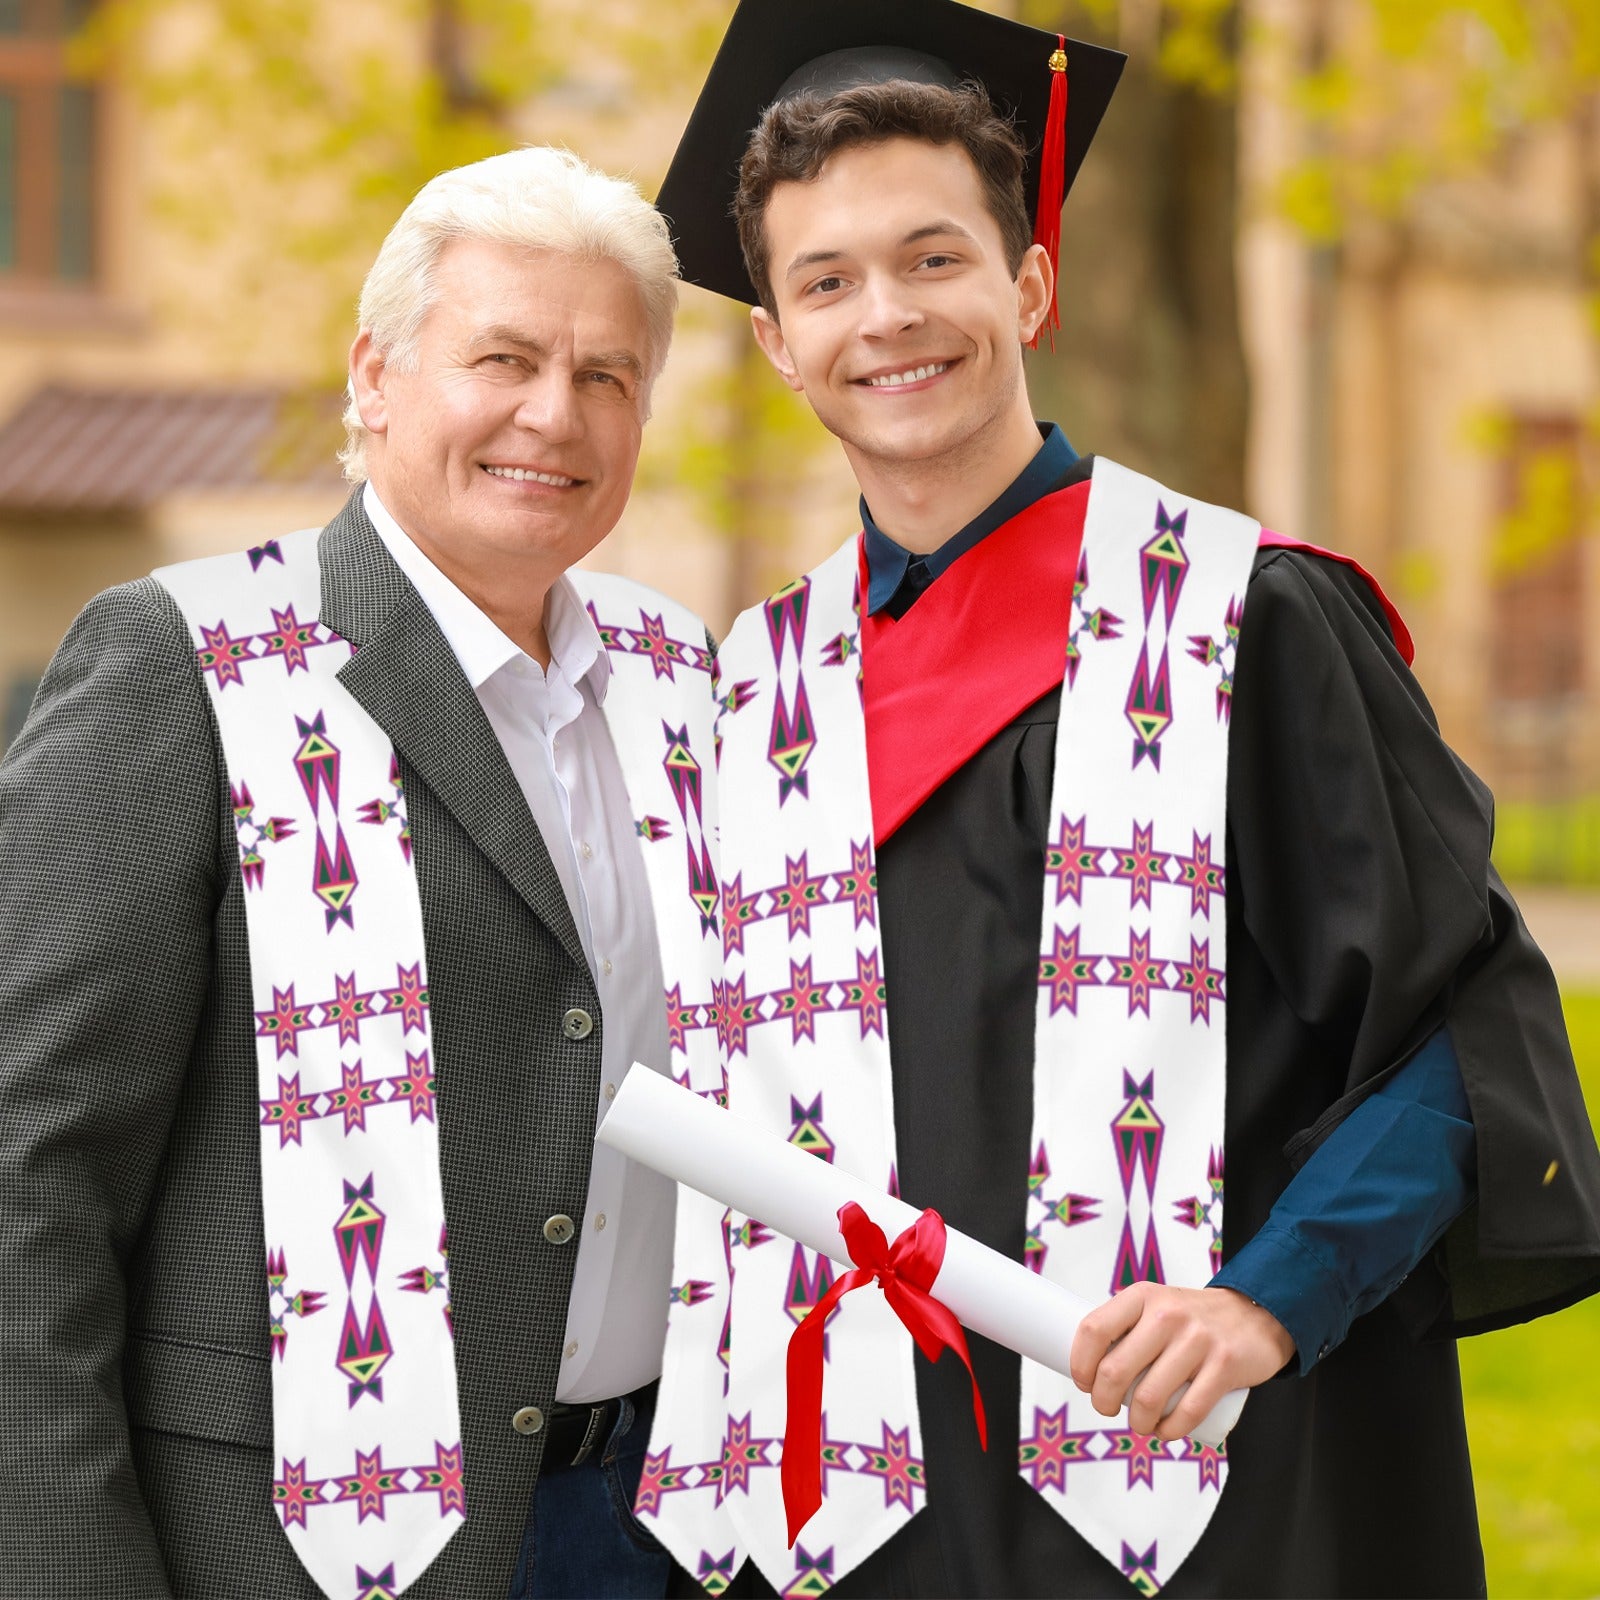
[1491,798,1600,887]
[1459,990,1600,1597]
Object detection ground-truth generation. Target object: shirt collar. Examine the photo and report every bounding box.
[362,481,609,701]
[861,422,1078,616]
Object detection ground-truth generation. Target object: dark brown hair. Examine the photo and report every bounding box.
[735,79,1032,316]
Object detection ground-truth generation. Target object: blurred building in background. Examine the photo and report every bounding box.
[2,0,1597,880]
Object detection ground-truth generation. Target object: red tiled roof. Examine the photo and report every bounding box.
[0,386,348,513]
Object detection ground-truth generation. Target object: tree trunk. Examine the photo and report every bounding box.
[1027,8,1250,511]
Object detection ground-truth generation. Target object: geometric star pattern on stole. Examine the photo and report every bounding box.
[1186,596,1243,723]
[1124,503,1190,770]
[335,1175,386,1286]
[1112,1073,1164,1202]
[785,1545,835,1600]
[355,1563,399,1600]
[1018,1404,1100,1492]
[785,1241,836,1360]
[718,840,877,956]
[1101,1428,1177,1490]
[337,1297,394,1407]
[714,1413,778,1505]
[271,1442,467,1533]
[247,539,284,571]
[358,754,413,864]
[1172,831,1224,920]
[635,1447,701,1517]
[273,1457,329,1530]
[391,1050,437,1123]
[697,1549,740,1596]
[584,597,716,683]
[257,1011,438,1148]
[260,603,327,676]
[1122,1541,1162,1597]
[326,1059,381,1135]
[267,1247,326,1360]
[1066,550,1123,691]
[1038,924,1097,1016]
[663,721,719,935]
[1107,929,1167,1017]
[1171,938,1225,1025]
[231,781,297,890]
[1024,1142,1101,1274]
[768,677,816,805]
[293,711,342,811]
[1045,815,1106,906]
[1111,822,1171,909]
[1180,1437,1225,1491]
[334,1445,408,1521]
[771,853,831,939]
[399,1222,453,1336]
[313,826,361,930]
[196,607,339,693]
[771,959,833,1045]
[764,578,814,804]
[1172,1149,1226,1277]
[787,1094,835,1163]
[856,1422,926,1514]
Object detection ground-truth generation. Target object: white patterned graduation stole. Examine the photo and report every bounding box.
[1022,458,1258,1593]
[643,538,921,1596]
[156,529,461,1600]
[570,571,740,1596]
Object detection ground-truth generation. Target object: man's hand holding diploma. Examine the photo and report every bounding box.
[1072,1284,1296,1442]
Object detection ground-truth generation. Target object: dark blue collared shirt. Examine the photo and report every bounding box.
[860,422,1477,1369]
[863,423,1078,617]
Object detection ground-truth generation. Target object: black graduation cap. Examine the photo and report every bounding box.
[657,0,1127,314]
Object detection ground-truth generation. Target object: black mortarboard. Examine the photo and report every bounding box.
[657,0,1126,316]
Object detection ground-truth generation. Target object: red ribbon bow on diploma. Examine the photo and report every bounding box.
[782,1202,988,1545]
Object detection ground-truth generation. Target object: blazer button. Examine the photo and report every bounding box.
[561,1007,594,1041]
[543,1214,576,1246]
[512,1405,545,1436]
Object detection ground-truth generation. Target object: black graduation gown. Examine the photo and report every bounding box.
[724,483,1600,1599]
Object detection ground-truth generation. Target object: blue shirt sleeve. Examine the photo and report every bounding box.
[1210,1025,1476,1373]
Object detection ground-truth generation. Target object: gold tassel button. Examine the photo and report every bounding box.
[1049,48,1069,72]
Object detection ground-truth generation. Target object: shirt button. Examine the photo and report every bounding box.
[512,1405,545,1435]
[594,1213,607,1232]
[561,1007,593,1041]
[602,958,614,976]
[580,841,594,860]
[603,1083,617,1102]
[543,1214,576,1246]
[564,1341,579,1360]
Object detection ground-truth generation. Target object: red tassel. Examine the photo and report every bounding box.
[1029,37,1069,352]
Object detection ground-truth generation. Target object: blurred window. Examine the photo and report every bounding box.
[0,0,98,286]
[1489,416,1588,706]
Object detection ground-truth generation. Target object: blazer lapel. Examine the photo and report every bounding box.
[316,492,590,973]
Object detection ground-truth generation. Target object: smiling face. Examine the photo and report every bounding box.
[352,236,652,595]
[750,136,1050,477]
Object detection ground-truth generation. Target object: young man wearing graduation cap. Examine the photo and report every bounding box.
[637,2,1600,1596]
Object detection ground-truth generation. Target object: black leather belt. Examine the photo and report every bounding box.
[543,1379,658,1469]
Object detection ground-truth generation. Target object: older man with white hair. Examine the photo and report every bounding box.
[0,147,719,1600]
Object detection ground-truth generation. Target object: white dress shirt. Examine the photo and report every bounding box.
[364,483,674,1403]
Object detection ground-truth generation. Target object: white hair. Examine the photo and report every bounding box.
[340,145,679,482]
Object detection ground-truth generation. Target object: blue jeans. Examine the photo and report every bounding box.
[508,1386,673,1600]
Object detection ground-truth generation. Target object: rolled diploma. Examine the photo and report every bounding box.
[600,1066,1245,1447]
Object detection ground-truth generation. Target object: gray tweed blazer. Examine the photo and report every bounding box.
[0,494,617,1598]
